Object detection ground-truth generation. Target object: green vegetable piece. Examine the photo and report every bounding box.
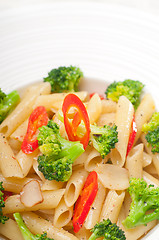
[88,219,126,240]
[44,66,83,93]
[37,122,61,157]
[0,182,9,224]
[142,112,159,133]
[13,213,53,240]
[0,89,20,123]
[122,178,159,229]
[37,120,84,182]
[105,79,144,109]
[90,124,118,159]
[0,89,6,103]
[142,112,159,153]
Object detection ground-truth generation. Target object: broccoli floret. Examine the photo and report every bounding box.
[38,155,75,182]
[88,219,126,240]
[90,124,118,159]
[142,112,159,133]
[122,178,159,229]
[13,213,53,240]
[0,182,9,224]
[44,66,83,93]
[37,120,84,182]
[105,79,144,109]
[145,128,159,153]
[0,89,6,103]
[142,112,159,153]
[37,121,62,157]
[0,88,20,124]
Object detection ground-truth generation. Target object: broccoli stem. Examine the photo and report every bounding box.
[124,208,159,228]
[58,143,84,165]
[142,209,159,224]
[0,90,20,123]
[123,197,159,229]
[65,143,84,161]
[123,197,149,228]
[13,213,34,240]
[57,137,84,159]
[90,124,105,134]
[88,229,100,240]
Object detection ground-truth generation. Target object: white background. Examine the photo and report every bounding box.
[0,0,159,15]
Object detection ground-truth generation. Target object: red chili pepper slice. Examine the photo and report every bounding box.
[2,191,12,201]
[21,106,49,154]
[72,171,98,233]
[89,92,105,100]
[126,114,137,156]
[62,94,90,149]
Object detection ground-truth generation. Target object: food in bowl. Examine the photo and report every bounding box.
[0,66,159,240]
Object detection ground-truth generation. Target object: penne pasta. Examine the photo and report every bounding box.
[99,190,125,223]
[10,119,28,142]
[101,99,117,113]
[16,149,39,177]
[126,143,143,179]
[87,93,102,124]
[97,112,115,126]
[84,181,106,229]
[135,94,155,143]
[41,179,64,191]
[8,138,22,153]
[124,221,157,240]
[95,164,129,190]
[35,209,54,223]
[84,149,103,172]
[0,133,23,178]
[111,96,134,166]
[143,171,159,187]
[75,226,91,240]
[34,91,88,111]
[123,190,132,217]
[54,197,73,228]
[143,152,152,168]
[144,162,158,175]
[21,212,78,240]
[0,173,41,193]
[3,189,65,214]
[0,82,51,136]
[64,169,88,207]
[0,219,23,240]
